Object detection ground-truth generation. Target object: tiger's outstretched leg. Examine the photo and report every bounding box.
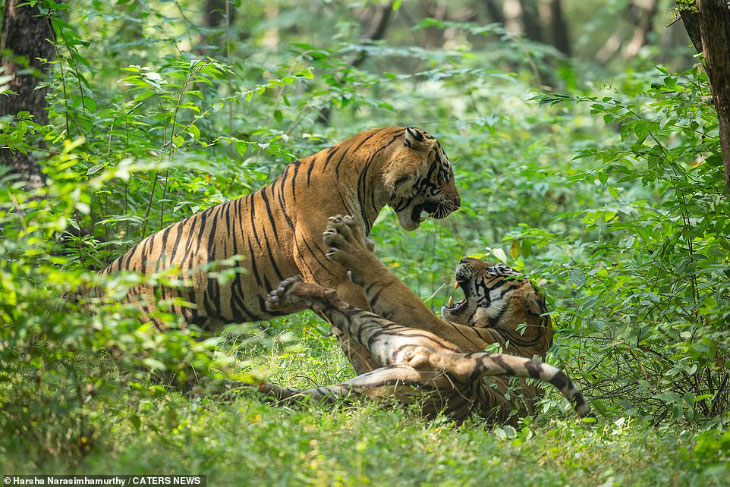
[257,365,476,418]
[266,277,592,419]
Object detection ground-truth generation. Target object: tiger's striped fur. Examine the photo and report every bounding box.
[260,215,590,423]
[100,128,460,369]
[263,275,591,422]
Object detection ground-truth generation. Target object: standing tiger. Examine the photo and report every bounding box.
[262,215,592,422]
[100,127,460,373]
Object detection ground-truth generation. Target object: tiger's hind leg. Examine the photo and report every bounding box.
[257,364,473,418]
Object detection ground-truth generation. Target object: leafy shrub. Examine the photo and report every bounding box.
[525,66,730,421]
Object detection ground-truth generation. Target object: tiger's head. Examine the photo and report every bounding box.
[383,127,460,231]
[442,258,549,332]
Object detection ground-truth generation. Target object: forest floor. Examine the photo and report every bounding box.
[1,315,726,487]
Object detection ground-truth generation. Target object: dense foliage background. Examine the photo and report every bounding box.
[1,0,729,484]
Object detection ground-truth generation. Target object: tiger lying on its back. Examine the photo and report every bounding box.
[263,215,592,423]
[100,128,460,373]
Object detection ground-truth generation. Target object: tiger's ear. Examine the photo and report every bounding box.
[404,127,429,151]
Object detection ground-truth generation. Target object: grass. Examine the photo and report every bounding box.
[1,314,728,486]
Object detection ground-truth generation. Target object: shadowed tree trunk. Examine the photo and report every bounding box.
[197,0,237,53]
[621,0,659,59]
[317,2,394,126]
[549,0,571,56]
[483,0,505,24]
[679,0,730,195]
[203,0,231,30]
[0,0,58,190]
[597,0,659,63]
[517,0,542,43]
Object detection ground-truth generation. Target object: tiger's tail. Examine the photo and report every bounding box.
[466,353,593,419]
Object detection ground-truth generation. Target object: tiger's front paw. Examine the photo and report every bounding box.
[322,215,376,272]
[266,276,339,312]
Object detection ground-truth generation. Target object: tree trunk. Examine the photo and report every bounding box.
[502,0,523,36]
[483,0,505,24]
[317,2,394,125]
[517,0,543,43]
[197,0,237,53]
[0,0,57,190]
[678,6,702,54]
[621,0,659,59]
[679,0,730,195]
[203,0,234,30]
[549,0,571,56]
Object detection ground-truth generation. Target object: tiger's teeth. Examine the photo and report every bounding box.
[453,282,459,290]
[448,296,453,306]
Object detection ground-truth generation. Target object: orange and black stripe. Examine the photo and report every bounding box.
[100,127,458,329]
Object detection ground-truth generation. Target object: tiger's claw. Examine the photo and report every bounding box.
[266,276,340,312]
[322,214,373,267]
[266,276,305,310]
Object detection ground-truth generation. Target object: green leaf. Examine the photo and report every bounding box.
[86,163,105,175]
[490,248,508,263]
[654,392,682,404]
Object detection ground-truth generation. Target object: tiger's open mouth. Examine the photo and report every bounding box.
[411,200,446,225]
[443,264,472,317]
